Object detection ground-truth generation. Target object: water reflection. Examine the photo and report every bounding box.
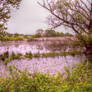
[0,41,85,76]
[0,40,80,55]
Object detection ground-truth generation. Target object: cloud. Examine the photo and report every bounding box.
[7,0,49,34]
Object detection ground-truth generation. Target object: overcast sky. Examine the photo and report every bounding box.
[7,0,67,35]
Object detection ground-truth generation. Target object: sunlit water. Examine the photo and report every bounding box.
[0,41,85,76]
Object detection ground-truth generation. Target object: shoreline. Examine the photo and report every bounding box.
[0,37,77,42]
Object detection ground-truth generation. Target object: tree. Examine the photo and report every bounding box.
[45,29,56,37]
[38,0,92,61]
[36,29,44,36]
[0,0,22,32]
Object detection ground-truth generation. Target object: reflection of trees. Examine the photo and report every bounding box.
[44,41,68,52]
[44,40,82,52]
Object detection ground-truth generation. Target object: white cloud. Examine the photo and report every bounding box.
[7,0,49,34]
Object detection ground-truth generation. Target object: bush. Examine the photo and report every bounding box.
[0,52,23,65]
[3,57,12,65]
[33,53,40,58]
[11,52,22,60]
[0,61,92,92]
[14,53,22,59]
[0,51,9,61]
[32,34,41,38]
[25,52,33,59]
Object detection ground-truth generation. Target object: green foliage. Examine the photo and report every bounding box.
[0,61,92,92]
[23,35,29,39]
[9,52,22,60]
[13,53,22,59]
[0,51,82,65]
[14,33,19,37]
[0,36,24,41]
[32,34,41,38]
[33,53,40,58]
[4,57,12,65]
[0,51,9,61]
[11,52,16,60]
[76,34,92,46]
[0,0,22,32]
[25,52,33,59]
[0,52,23,65]
[44,29,56,37]
[44,30,73,37]
[42,51,82,57]
[64,32,73,37]
[32,29,73,38]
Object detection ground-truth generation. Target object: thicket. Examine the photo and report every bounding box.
[0,61,91,92]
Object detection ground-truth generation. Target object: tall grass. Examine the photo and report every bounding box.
[0,52,22,65]
[0,51,83,65]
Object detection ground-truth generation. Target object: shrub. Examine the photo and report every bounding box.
[25,52,33,59]
[0,61,92,92]
[11,52,22,60]
[3,58,12,65]
[14,53,22,59]
[33,53,40,58]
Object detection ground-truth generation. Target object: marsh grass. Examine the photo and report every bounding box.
[0,51,82,65]
[0,52,22,65]
[0,51,9,61]
[33,52,40,58]
[42,51,82,57]
[25,52,33,59]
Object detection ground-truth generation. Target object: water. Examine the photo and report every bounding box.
[0,40,80,55]
[0,40,85,76]
[0,41,50,55]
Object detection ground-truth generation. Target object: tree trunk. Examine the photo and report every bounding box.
[86,43,92,61]
[89,3,92,32]
[86,3,92,61]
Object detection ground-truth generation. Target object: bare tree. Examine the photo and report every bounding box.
[38,0,92,61]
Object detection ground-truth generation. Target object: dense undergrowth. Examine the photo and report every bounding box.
[0,61,92,92]
[0,51,82,65]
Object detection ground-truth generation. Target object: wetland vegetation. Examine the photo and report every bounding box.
[0,0,92,91]
[0,61,92,92]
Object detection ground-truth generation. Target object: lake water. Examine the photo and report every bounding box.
[0,40,85,76]
[0,40,81,55]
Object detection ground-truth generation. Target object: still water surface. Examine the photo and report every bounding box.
[0,41,85,76]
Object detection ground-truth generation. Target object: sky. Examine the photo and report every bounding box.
[7,0,67,35]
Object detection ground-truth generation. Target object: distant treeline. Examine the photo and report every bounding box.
[32,29,73,38]
[0,30,73,41]
[0,32,30,41]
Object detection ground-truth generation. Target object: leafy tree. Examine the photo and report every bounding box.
[0,0,22,32]
[38,0,92,61]
[36,29,44,36]
[44,29,56,37]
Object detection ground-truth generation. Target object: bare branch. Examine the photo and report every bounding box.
[38,0,92,35]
